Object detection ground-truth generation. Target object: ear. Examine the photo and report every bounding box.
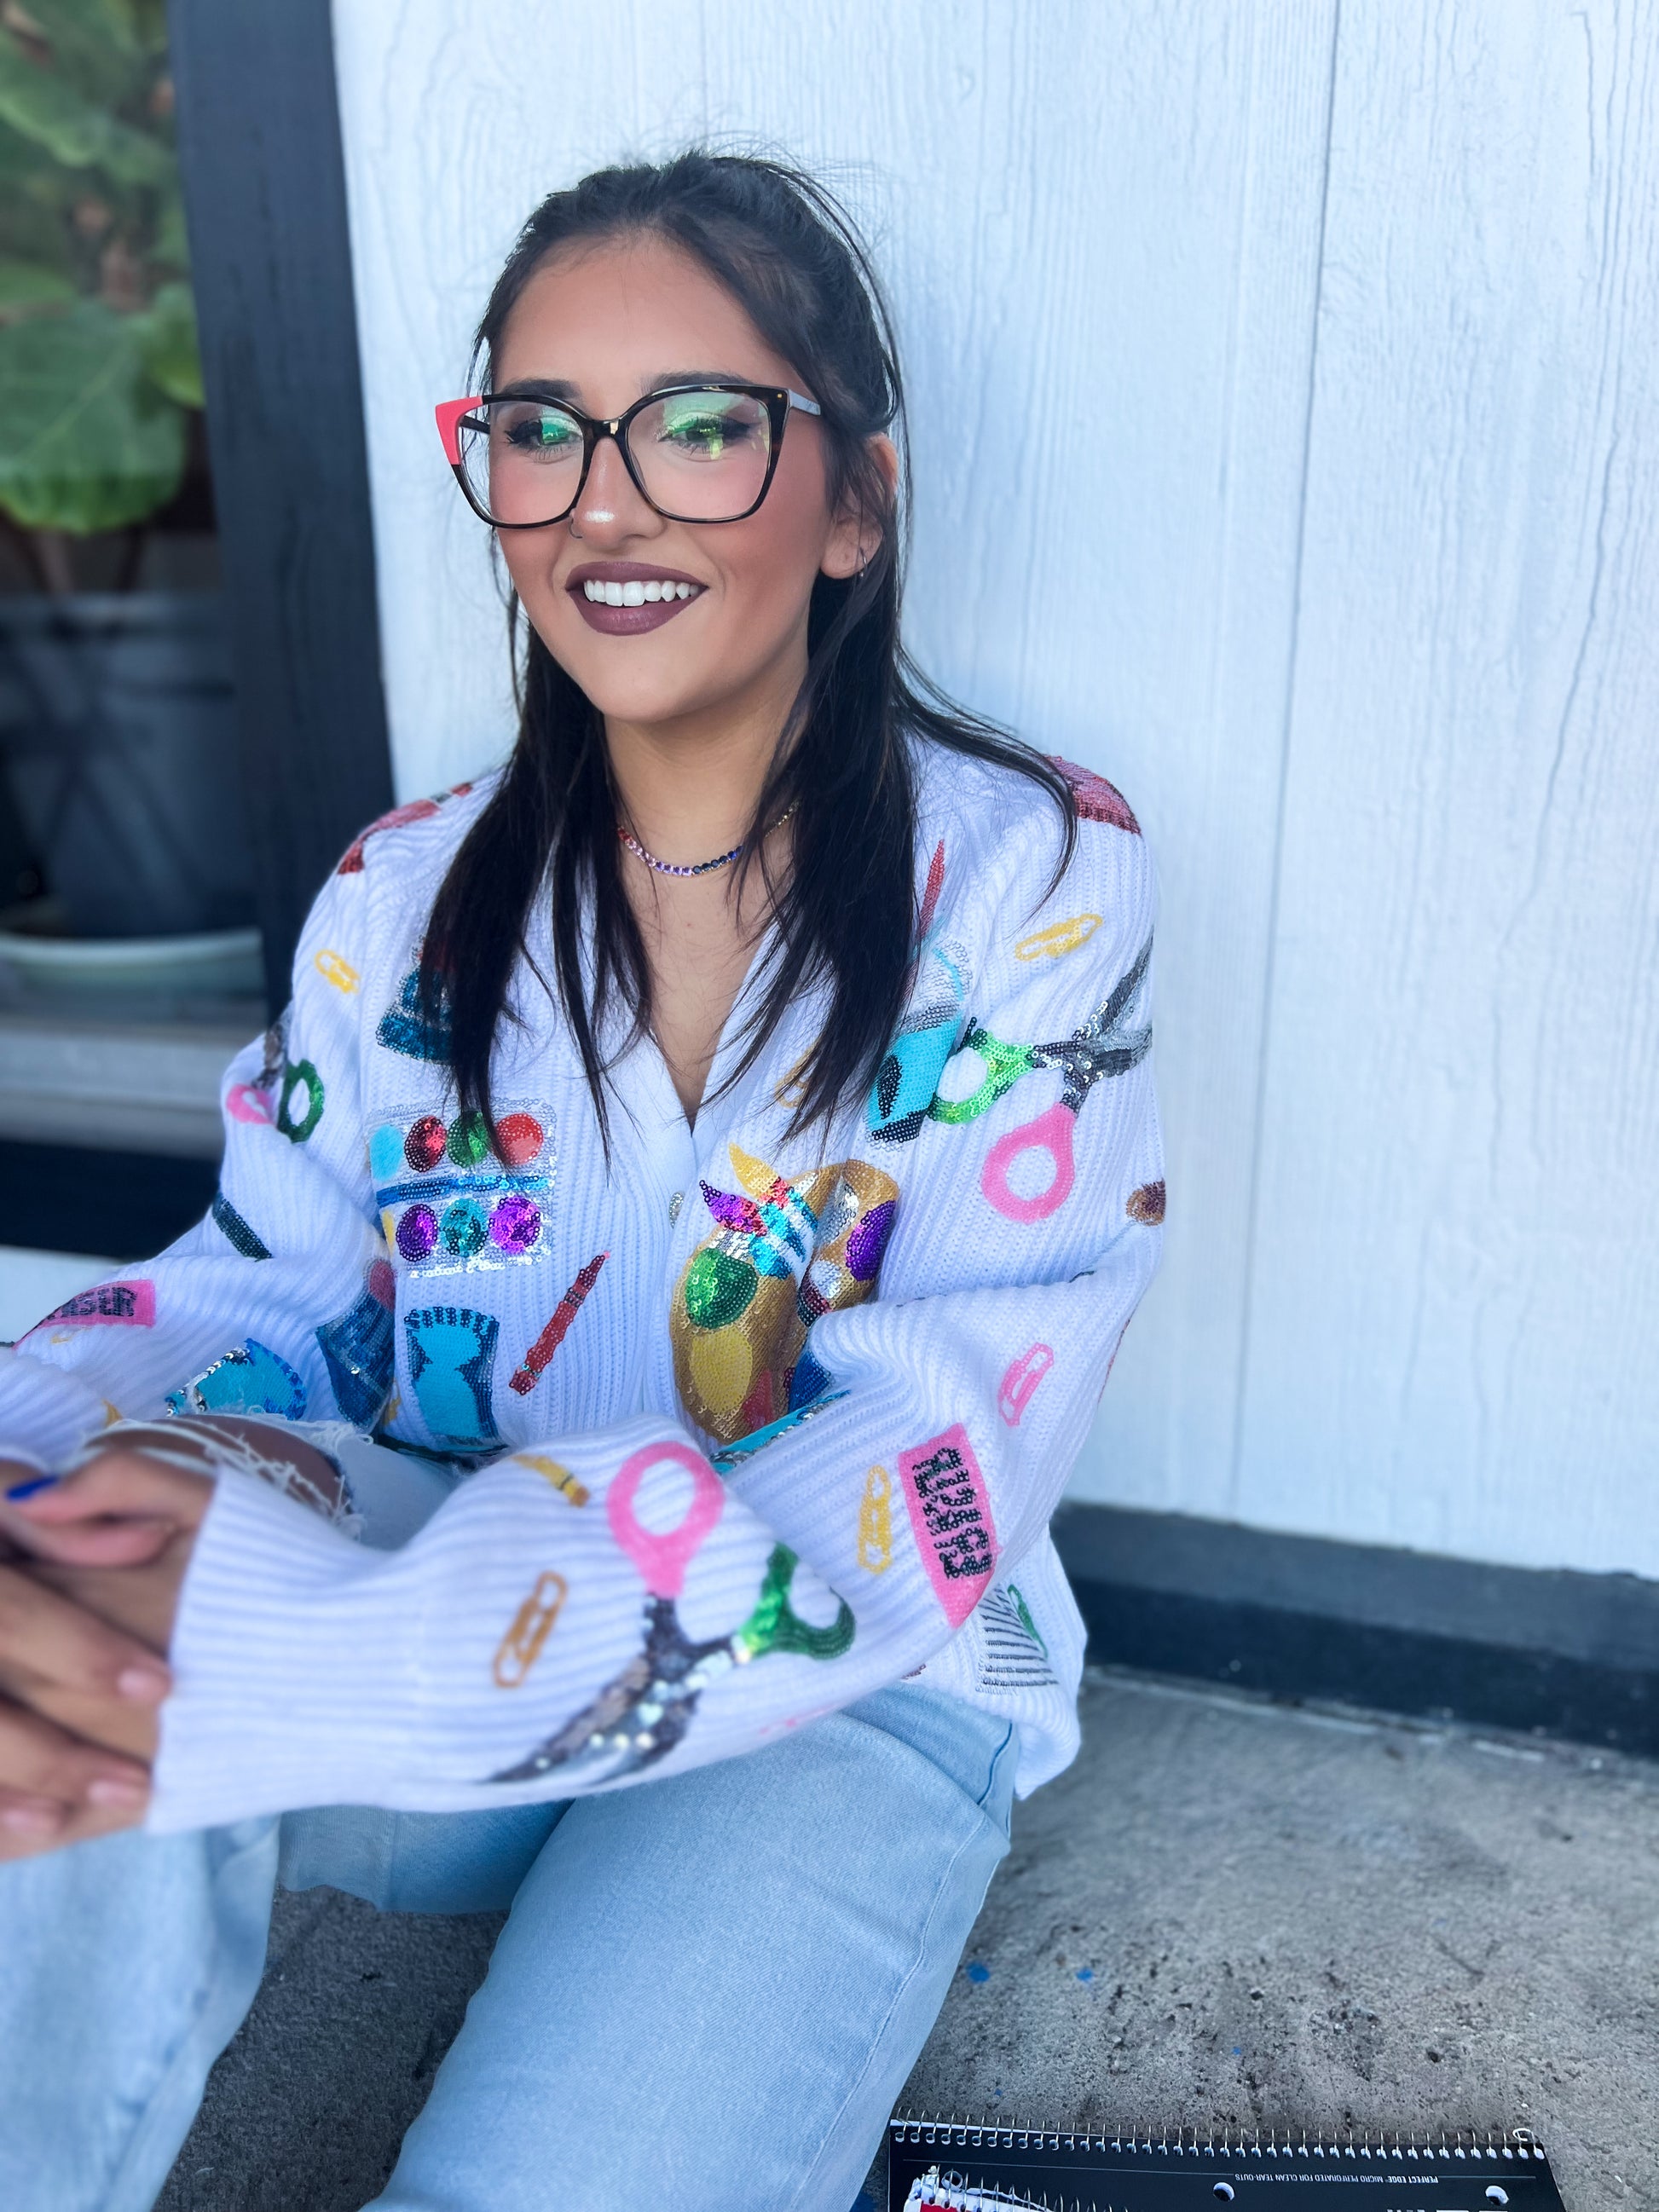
[819,435,899,579]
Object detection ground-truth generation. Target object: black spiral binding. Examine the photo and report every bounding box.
[889,2112,1549,2164]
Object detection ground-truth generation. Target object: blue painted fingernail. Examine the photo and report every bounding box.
[4,1474,59,1501]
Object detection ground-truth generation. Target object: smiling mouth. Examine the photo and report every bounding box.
[566,563,705,636]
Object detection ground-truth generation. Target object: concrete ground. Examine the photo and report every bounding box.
[157,1669,1658,2212]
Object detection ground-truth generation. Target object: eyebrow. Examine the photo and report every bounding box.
[487,369,770,406]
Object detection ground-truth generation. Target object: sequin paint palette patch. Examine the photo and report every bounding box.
[371,1102,555,1273]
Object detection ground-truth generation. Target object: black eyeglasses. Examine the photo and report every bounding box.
[434,381,823,528]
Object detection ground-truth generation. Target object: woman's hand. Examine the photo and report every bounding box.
[0,1444,213,1857]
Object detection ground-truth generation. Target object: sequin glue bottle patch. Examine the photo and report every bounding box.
[404,1305,500,1450]
[167,1340,308,1421]
[897,1422,998,1628]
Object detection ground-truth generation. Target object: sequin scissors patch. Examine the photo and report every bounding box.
[488,1442,854,1788]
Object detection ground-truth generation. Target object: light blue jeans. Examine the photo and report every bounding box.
[0,1685,1015,2212]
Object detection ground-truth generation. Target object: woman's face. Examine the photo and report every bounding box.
[490,232,868,738]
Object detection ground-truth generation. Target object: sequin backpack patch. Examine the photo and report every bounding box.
[371,1102,555,1274]
[670,1145,898,1446]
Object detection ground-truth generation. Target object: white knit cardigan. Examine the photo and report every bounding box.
[0,745,1163,1831]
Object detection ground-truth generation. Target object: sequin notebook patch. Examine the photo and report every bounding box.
[371,1102,556,1273]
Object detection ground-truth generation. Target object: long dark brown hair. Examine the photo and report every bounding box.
[420,151,1072,1145]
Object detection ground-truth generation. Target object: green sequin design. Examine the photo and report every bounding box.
[682,1245,756,1329]
[732,1544,855,1662]
[275,1056,324,1143]
[928,1022,1038,1124]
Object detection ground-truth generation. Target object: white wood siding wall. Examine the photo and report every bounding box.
[332,2,1659,1578]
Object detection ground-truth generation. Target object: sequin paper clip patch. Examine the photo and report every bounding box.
[858,1464,893,1573]
[372,1104,555,1273]
[997,1343,1054,1425]
[492,1571,568,1688]
[898,1422,999,1628]
[26,1279,155,1331]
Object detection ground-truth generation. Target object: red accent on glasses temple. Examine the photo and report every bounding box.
[434,396,484,468]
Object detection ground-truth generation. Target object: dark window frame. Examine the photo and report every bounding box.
[170,0,395,1012]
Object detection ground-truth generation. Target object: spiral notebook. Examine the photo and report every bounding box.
[886,2116,1567,2209]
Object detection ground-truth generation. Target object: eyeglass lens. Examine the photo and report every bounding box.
[456,389,777,525]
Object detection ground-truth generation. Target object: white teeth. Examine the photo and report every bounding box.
[581,578,698,605]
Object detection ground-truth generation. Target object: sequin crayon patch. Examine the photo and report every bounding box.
[27,1279,155,1331]
[513,1453,590,1508]
[509,1251,607,1395]
[898,1423,998,1628]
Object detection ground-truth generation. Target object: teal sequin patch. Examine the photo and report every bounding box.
[167,1339,307,1421]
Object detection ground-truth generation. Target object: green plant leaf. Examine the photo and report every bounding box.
[0,30,171,184]
[0,255,74,313]
[0,296,183,529]
[133,277,199,407]
[151,184,188,269]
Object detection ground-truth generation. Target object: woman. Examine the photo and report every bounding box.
[0,153,1162,2211]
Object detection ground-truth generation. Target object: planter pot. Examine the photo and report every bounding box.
[0,592,254,939]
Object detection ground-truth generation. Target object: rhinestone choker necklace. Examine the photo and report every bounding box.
[617,802,797,880]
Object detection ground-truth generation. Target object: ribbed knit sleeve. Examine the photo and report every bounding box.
[150,788,1163,1830]
[0,862,389,1462]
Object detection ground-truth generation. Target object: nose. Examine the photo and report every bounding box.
[571,430,661,543]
